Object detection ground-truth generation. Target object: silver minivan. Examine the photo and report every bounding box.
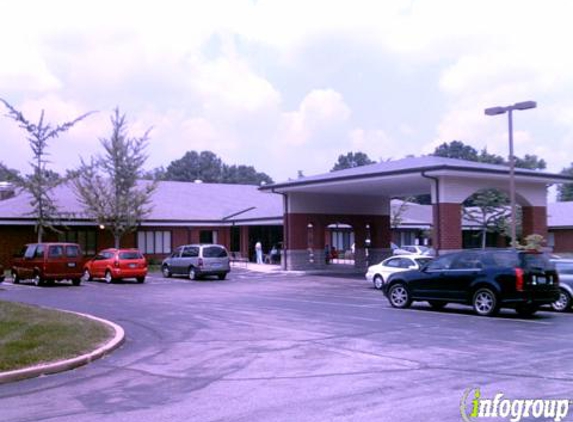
[161,244,231,280]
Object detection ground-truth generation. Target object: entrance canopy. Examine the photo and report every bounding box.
[263,156,569,201]
[261,156,573,271]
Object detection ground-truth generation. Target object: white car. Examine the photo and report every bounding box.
[393,245,434,256]
[366,254,433,290]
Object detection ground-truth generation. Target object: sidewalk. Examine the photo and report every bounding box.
[230,262,282,273]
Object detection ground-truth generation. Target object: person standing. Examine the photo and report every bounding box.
[255,241,263,264]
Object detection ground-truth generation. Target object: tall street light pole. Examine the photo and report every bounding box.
[484,101,537,248]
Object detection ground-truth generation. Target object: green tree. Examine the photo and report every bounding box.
[73,108,156,248]
[0,98,92,242]
[433,141,479,161]
[0,162,21,182]
[331,151,375,171]
[163,151,273,185]
[557,163,573,201]
[223,164,273,185]
[514,154,546,170]
[463,189,510,248]
[164,151,224,182]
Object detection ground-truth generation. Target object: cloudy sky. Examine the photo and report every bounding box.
[1,0,573,183]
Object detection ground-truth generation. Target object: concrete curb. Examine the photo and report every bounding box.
[0,310,125,384]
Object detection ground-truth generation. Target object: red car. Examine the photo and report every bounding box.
[83,248,147,284]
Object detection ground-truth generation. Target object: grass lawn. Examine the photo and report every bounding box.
[0,301,114,372]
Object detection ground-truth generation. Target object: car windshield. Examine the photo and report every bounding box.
[119,251,143,260]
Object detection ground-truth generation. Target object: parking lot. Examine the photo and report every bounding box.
[1,268,572,422]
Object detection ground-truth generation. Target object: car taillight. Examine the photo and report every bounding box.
[198,258,204,268]
[515,268,524,291]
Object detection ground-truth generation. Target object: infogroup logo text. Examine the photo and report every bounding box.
[460,387,571,422]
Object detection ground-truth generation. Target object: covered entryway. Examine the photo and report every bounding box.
[261,156,571,271]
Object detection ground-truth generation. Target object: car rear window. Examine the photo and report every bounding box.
[66,245,81,257]
[520,253,553,270]
[119,251,143,260]
[202,246,228,258]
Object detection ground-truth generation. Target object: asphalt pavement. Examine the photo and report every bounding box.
[0,267,572,422]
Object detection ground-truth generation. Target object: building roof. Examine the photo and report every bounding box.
[261,156,573,197]
[0,180,283,226]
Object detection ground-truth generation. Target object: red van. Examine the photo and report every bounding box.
[11,243,84,286]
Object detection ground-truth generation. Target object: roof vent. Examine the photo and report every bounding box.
[0,181,15,200]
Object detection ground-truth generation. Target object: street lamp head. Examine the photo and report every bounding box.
[484,106,506,116]
[513,100,537,110]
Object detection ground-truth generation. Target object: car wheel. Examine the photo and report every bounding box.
[189,267,199,280]
[515,303,539,317]
[82,269,92,282]
[388,283,412,309]
[72,278,81,286]
[473,288,499,317]
[104,271,114,284]
[551,289,571,312]
[136,276,145,283]
[218,273,227,280]
[34,273,44,287]
[12,271,20,284]
[162,265,172,278]
[428,301,447,310]
[373,275,384,290]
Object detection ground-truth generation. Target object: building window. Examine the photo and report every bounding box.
[137,230,171,254]
[199,230,218,244]
[59,230,97,255]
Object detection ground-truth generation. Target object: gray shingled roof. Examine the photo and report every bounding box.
[262,156,573,190]
[0,181,283,224]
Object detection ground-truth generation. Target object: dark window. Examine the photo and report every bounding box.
[490,252,519,268]
[384,258,403,268]
[414,258,433,267]
[182,246,199,258]
[24,245,37,259]
[520,253,552,270]
[58,230,96,255]
[48,245,64,258]
[426,254,456,271]
[65,245,81,257]
[203,246,228,258]
[119,251,143,260]
[451,253,483,270]
[200,230,214,244]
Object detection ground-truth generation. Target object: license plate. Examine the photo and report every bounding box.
[533,275,547,284]
[212,263,222,268]
[67,262,76,268]
[129,263,136,268]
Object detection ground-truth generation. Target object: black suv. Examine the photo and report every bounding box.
[384,249,559,317]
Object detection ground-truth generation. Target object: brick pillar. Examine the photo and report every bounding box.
[284,213,319,270]
[522,206,548,240]
[368,215,392,265]
[433,203,462,253]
